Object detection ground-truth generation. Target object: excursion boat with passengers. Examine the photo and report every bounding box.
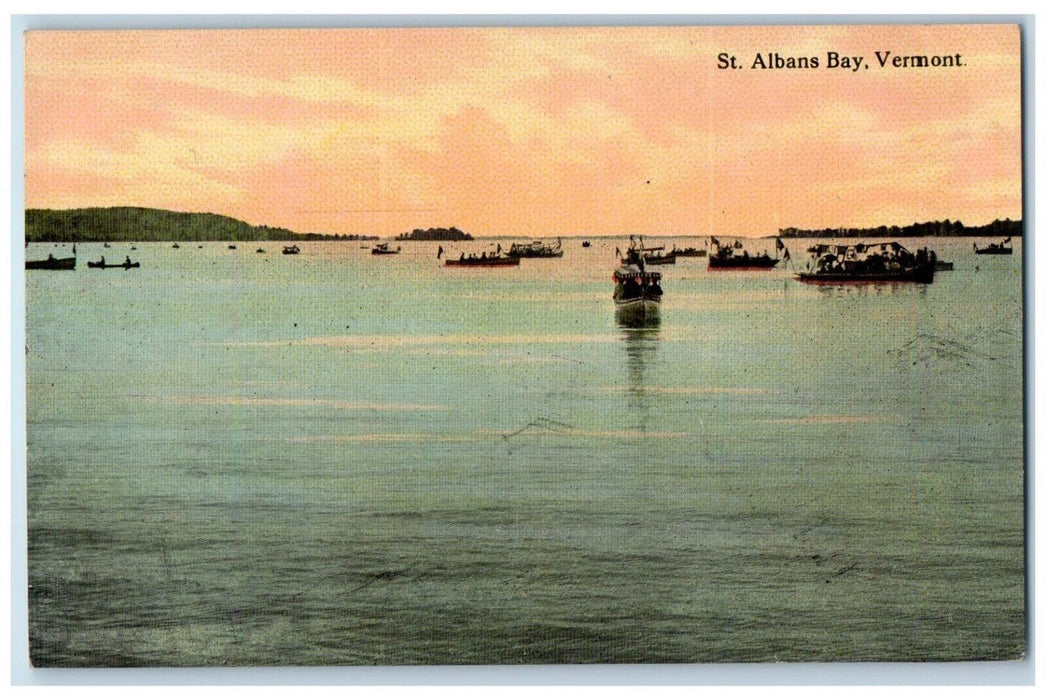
[796,241,935,284]
[669,244,707,258]
[505,238,564,258]
[637,245,676,265]
[612,238,663,323]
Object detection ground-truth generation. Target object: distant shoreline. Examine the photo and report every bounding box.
[778,218,1021,240]
[24,207,1021,242]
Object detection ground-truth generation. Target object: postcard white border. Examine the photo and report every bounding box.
[6,9,1037,688]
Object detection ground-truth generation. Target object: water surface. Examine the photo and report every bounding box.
[26,237,1024,665]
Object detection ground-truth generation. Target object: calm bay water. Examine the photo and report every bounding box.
[25,237,1024,665]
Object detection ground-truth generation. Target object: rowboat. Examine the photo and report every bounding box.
[26,254,76,270]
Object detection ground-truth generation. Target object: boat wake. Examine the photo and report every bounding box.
[887,329,1017,371]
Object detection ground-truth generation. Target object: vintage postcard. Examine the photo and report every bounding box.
[22,22,1024,667]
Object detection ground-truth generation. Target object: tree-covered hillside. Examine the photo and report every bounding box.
[24,207,344,242]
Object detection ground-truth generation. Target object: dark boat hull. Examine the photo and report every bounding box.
[614,296,661,326]
[709,257,778,270]
[974,248,1012,255]
[445,257,520,267]
[644,254,676,265]
[614,294,662,306]
[26,257,76,270]
[796,267,934,285]
[371,250,400,255]
[506,252,564,258]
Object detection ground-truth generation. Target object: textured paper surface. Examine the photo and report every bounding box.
[23,23,1024,667]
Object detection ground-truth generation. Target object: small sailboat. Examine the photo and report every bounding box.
[973,237,1013,255]
[708,237,783,270]
[371,243,401,255]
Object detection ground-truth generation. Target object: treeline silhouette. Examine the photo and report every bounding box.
[395,226,474,241]
[24,207,377,242]
[779,218,1022,239]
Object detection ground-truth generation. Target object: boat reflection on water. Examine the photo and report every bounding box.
[618,312,660,434]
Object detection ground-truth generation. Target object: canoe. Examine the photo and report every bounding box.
[87,261,140,269]
[444,256,519,267]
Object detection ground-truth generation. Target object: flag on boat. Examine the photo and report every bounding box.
[776,238,785,250]
[734,239,744,249]
[782,248,790,261]
[710,236,720,247]
[437,246,444,259]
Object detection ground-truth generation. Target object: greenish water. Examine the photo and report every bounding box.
[25,238,1024,665]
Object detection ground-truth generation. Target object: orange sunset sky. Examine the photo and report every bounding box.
[24,24,1022,237]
